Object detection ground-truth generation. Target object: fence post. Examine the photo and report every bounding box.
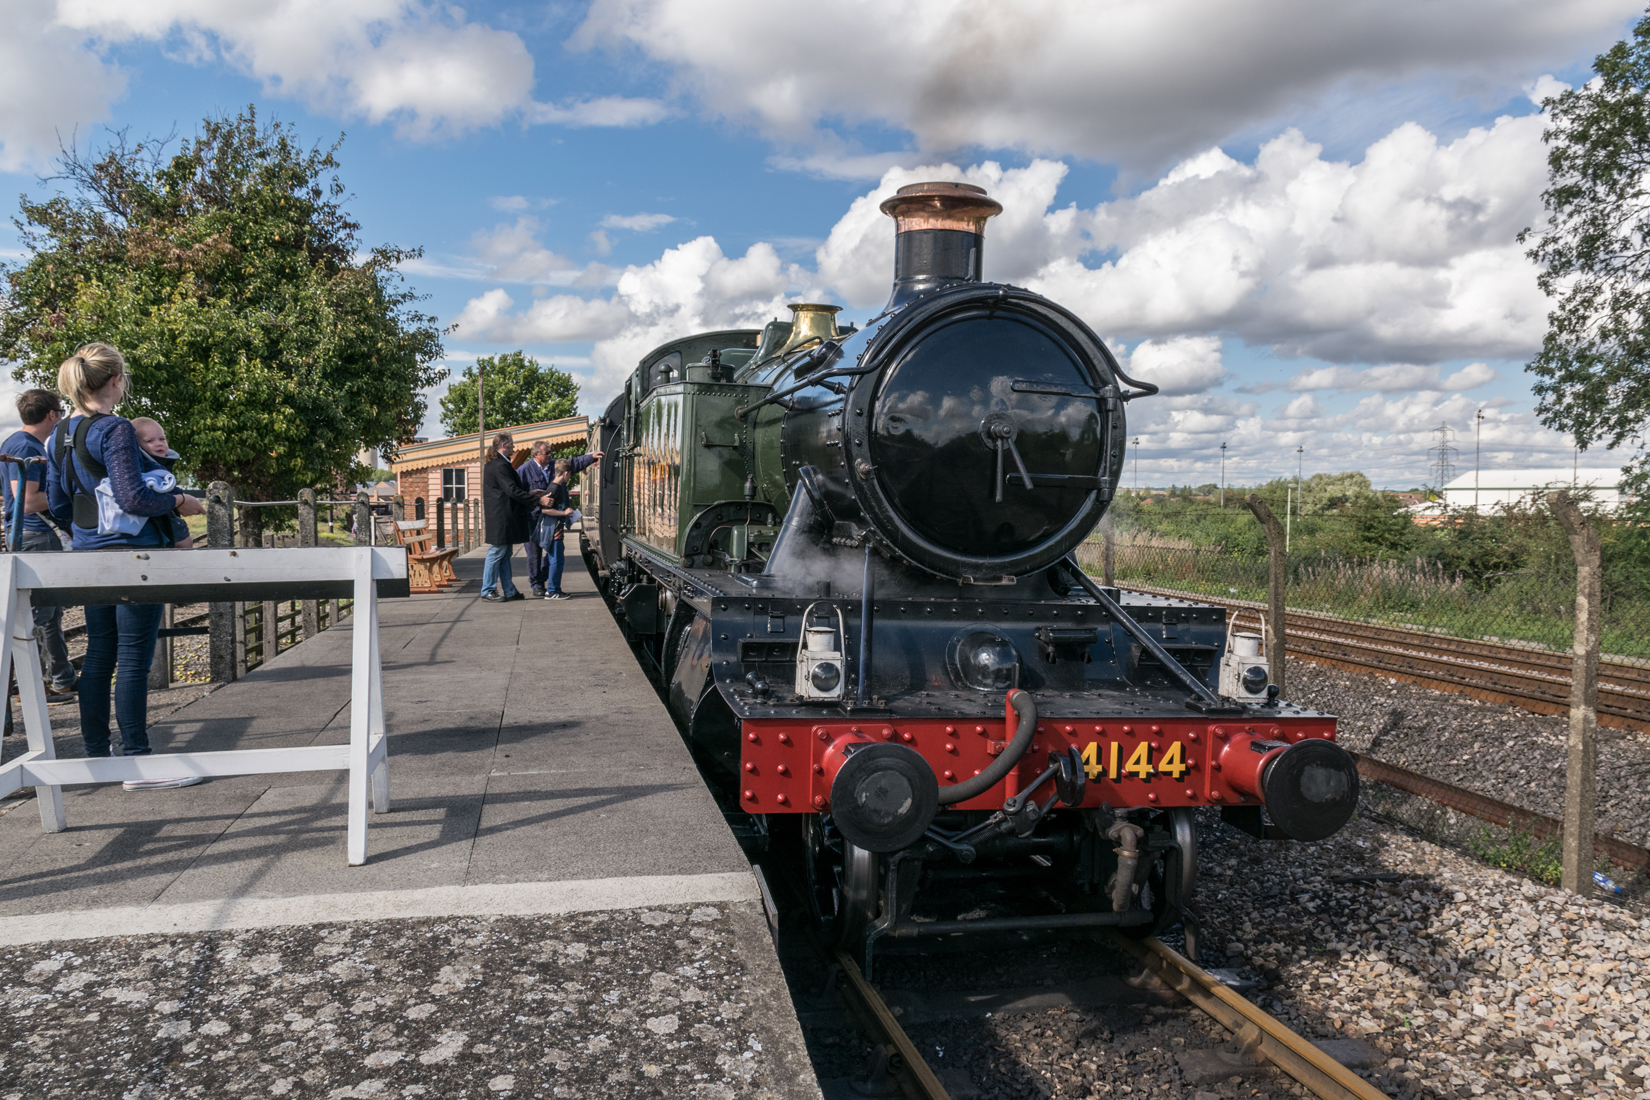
[148,604,173,690]
[1243,494,1287,698]
[1100,512,1116,588]
[436,496,446,549]
[261,530,279,665]
[1548,490,1601,896]
[355,491,371,547]
[207,481,237,683]
[299,488,319,639]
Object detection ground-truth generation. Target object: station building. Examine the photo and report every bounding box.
[390,415,591,516]
[1408,465,1630,521]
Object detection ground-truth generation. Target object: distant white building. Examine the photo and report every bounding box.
[1412,467,1629,518]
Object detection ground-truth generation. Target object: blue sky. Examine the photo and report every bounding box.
[1,0,1643,489]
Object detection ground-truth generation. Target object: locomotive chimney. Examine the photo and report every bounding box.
[879,181,1003,310]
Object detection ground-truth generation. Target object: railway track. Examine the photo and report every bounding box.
[812,928,1389,1100]
[771,854,1391,1100]
[1352,752,1650,873]
[1121,583,1650,731]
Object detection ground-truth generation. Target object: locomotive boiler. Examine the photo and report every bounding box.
[582,182,1358,969]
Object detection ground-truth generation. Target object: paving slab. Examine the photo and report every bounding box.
[0,540,821,1099]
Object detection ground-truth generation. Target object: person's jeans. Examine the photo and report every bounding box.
[481,543,517,597]
[524,538,549,592]
[79,602,164,756]
[548,537,566,595]
[20,528,75,689]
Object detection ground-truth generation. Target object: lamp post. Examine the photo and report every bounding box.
[1132,437,1141,493]
[1295,445,1304,516]
[477,364,488,472]
[1474,408,1484,511]
[1220,442,1227,507]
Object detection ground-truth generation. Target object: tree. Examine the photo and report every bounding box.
[0,106,444,536]
[1523,15,1650,494]
[438,351,579,437]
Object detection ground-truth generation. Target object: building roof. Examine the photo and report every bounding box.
[391,415,591,475]
[1441,467,1623,494]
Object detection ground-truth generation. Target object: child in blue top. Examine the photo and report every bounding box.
[46,344,204,781]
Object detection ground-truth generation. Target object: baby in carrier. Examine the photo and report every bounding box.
[130,417,193,548]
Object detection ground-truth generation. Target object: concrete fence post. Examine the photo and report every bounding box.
[261,530,279,666]
[355,492,371,547]
[1099,512,1116,588]
[1243,494,1287,698]
[207,481,237,683]
[148,603,173,690]
[1548,490,1601,895]
[299,488,319,639]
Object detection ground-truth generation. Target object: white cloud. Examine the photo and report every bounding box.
[1030,112,1552,365]
[1284,361,1498,393]
[451,237,808,396]
[57,0,535,139]
[600,213,677,231]
[489,195,554,212]
[0,0,127,171]
[0,1,674,157]
[469,217,577,283]
[573,0,1636,172]
[1123,337,1227,397]
[526,96,673,127]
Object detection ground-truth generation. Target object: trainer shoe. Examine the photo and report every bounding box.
[123,776,204,791]
[45,685,78,704]
[504,592,526,601]
[546,591,570,601]
[530,586,545,598]
[480,591,504,603]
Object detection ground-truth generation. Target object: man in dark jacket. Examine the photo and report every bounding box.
[481,431,551,602]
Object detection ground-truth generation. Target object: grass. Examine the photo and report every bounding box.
[1080,531,1650,662]
[1466,826,1565,886]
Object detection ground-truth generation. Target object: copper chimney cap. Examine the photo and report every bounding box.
[879,181,1003,235]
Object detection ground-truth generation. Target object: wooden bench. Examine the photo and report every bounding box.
[395,520,460,593]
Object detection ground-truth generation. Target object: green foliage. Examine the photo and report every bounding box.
[0,107,444,501]
[1090,479,1650,658]
[1467,826,1564,886]
[1522,15,1650,495]
[439,351,579,437]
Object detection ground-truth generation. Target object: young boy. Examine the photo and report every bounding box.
[540,459,576,599]
[131,417,194,549]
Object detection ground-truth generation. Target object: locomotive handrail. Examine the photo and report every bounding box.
[1064,556,1224,706]
[734,340,874,419]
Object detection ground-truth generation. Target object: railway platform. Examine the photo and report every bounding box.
[0,540,822,1099]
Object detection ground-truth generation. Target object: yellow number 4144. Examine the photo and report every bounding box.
[1078,740,1189,782]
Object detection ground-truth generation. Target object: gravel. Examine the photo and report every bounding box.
[1187,807,1650,1100]
[0,904,812,1099]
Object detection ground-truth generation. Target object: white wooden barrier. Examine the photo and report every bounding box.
[0,546,408,865]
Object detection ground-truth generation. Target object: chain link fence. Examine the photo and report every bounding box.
[1076,494,1650,667]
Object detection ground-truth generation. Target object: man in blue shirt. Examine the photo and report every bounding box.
[517,441,555,597]
[2,389,77,701]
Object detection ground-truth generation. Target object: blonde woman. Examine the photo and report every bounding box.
[45,343,204,784]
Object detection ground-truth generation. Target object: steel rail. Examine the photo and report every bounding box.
[1352,753,1650,872]
[1107,932,1388,1100]
[833,950,952,1100]
[1118,583,1649,731]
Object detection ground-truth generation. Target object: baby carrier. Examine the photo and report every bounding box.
[54,414,176,546]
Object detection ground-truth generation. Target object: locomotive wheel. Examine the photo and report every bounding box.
[1122,808,1197,938]
[801,816,882,946]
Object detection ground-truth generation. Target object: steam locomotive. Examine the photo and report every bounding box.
[582,182,1357,969]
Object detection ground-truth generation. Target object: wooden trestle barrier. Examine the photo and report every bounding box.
[0,546,409,865]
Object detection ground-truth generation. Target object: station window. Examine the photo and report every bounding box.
[442,468,467,501]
